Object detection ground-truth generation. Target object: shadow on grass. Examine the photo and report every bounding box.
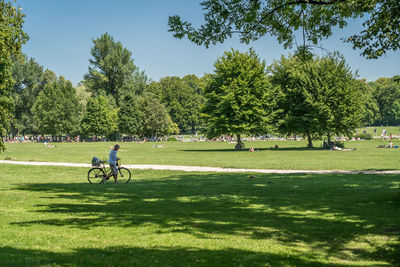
[182,147,326,152]
[0,245,366,267]
[361,168,399,172]
[12,172,400,265]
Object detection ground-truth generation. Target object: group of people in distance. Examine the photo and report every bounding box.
[377,141,398,148]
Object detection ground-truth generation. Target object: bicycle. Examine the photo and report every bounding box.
[87,160,131,184]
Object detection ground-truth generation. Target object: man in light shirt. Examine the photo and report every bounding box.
[105,144,120,183]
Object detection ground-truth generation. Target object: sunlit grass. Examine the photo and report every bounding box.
[0,164,399,266]
[2,139,400,170]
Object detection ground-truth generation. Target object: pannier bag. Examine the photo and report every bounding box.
[91,157,102,166]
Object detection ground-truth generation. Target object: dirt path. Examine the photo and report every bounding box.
[1,160,399,174]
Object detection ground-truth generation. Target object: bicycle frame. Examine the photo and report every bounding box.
[97,160,120,176]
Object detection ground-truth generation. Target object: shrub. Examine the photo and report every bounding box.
[167,136,178,141]
[354,133,373,140]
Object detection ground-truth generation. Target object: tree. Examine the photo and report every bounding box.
[316,55,365,144]
[32,77,81,137]
[269,53,364,147]
[145,75,204,133]
[202,49,270,150]
[0,0,29,150]
[371,77,400,126]
[136,94,175,138]
[83,33,144,106]
[181,74,205,132]
[11,55,44,134]
[118,94,140,137]
[75,83,91,109]
[168,0,400,59]
[359,80,380,126]
[80,95,118,138]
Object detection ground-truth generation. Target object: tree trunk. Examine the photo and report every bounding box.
[327,132,332,148]
[306,131,313,148]
[235,134,243,150]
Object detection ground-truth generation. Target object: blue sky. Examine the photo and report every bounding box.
[17,0,400,85]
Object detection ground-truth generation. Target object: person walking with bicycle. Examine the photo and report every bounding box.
[105,144,120,183]
[88,144,131,184]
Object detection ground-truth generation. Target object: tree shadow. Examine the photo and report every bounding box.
[182,147,325,152]
[12,172,400,265]
[360,168,399,172]
[0,245,360,267]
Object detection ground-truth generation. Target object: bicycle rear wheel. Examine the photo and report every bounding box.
[118,167,131,183]
[88,168,105,184]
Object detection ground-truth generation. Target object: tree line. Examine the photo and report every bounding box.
[9,33,205,140]
[7,33,400,148]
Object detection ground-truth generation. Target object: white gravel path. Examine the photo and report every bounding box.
[0,160,399,174]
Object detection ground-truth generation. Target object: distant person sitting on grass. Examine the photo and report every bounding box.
[331,145,356,151]
[104,144,120,183]
[331,145,343,151]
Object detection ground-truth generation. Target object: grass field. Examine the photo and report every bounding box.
[2,139,400,170]
[1,164,399,266]
[359,126,400,137]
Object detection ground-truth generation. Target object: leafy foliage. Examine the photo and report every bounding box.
[168,0,400,58]
[0,0,29,150]
[83,33,147,106]
[136,94,175,138]
[80,95,118,138]
[354,132,373,140]
[202,49,270,149]
[11,55,44,134]
[360,80,380,126]
[32,77,81,136]
[269,53,364,147]
[75,84,91,109]
[118,94,139,136]
[368,77,400,126]
[145,75,204,133]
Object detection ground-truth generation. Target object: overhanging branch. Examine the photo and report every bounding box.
[244,0,348,36]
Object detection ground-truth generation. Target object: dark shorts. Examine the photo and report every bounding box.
[110,164,118,176]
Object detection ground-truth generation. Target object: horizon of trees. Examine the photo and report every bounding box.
[2,0,400,151]
[7,36,400,145]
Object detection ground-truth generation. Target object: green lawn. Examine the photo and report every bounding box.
[0,164,399,266]
[2,140,400,170]
[358,126,400,137]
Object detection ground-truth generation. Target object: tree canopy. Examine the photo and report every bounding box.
[83,33,146,106]
[80,95,118,138]
[145,75,204,133]
[11,55,44,134]
[168,0,400,59]
[202,49,270,149]
[0,0,29,150]
[269,53,365,147]
[135,94,175,138]
[368,77,400,126]
[32,77,81,137]
[118,94,140,136]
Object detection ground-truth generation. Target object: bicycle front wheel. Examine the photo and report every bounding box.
[118,167,131,183]
[88,168,105,184]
